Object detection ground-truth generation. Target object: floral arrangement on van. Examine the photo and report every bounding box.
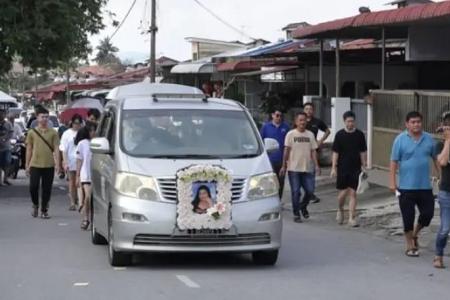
[176,165,233,230]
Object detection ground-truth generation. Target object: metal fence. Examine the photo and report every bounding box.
[371,90,450,169]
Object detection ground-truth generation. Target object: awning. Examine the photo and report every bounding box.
[233,66,298,77]
[293,1,450,39]
[171,61,216,74]
[0,90,17,103]
[217,60,275,72]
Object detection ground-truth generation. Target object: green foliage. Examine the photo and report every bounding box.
[0,0,107,74]
[94,37,120,65]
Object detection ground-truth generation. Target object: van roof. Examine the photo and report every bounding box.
[107,82,204,100]
[107,82,245,112]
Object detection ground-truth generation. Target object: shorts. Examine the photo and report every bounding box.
[0,150,11,169]
[336,171,359,190]
[81,182,91,186]
[398,189,435,232]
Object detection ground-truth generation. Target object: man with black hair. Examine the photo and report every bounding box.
[304,102,331,203]
[29,105,54,129]
[87,108,101,125]
[260,109,290,198]
[280,112,320,223]
[26,106,60,219]
[331,111,367,227]
[390,111,437,257]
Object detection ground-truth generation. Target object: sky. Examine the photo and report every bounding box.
[89,0,406,63]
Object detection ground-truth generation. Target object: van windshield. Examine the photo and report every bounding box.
[121,109,262,159]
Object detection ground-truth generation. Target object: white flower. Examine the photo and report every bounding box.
[216,202,226,214]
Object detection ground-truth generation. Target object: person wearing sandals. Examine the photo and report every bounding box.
[390,111,438,257]
[75,123,96,230]
[59,114,83,211]
[25,106,61,219]
[433,112,450,269]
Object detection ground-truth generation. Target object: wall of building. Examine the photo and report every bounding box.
[306,64,418,98]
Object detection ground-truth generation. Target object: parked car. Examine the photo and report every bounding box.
[90,83,282,266]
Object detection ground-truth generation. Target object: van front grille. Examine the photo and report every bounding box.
[157,177,246,202]
[133,233,271,247]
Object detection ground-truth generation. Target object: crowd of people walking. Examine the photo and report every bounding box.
[262,104,450,269]
[1,100,450,269]
[0,104,100,229]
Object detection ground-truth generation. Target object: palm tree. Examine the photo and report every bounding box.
[94,37,120,65]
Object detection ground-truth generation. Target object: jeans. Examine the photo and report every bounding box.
[29,167,55,212]
[271,161,285,199]
[435,191,450,256]
[288,171,315,216]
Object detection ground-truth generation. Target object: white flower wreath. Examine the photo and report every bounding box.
[176,165,233,230]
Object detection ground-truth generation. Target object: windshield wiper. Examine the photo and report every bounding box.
[224,154,260,158]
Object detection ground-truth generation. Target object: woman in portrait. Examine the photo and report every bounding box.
[192,185,214,214]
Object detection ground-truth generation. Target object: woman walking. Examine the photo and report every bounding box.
[60,114,83,210]
[75,123,96,230]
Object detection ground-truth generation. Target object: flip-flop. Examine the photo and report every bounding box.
[80,220,90,230]
[433,258,445,269]
[405,249,419,257]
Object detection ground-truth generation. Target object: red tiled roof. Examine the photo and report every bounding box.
[217,60,272,72]
[293,1,450,39]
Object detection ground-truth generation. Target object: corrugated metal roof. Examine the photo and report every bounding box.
[293,1,450,39]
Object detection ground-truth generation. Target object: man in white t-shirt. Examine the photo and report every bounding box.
[280,112,320,223]
[59,115,82,210]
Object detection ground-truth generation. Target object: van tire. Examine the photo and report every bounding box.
[91,199,107,245]
[252,250,279,266]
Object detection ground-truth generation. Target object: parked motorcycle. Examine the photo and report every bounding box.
[7,138,25,179]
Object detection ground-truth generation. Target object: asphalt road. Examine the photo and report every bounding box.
[1,176,449,300]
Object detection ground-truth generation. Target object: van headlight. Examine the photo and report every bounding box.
[247,173,279,200]
[115,172,159,201]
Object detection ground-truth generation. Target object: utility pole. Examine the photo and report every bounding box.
[149,0,157,83]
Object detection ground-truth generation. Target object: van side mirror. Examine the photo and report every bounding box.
[90,137,113,154]
[264,138,280,153]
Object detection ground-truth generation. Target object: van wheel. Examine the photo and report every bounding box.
[252,250,279,266]
[91,199,107,245]
[108,212,132,267]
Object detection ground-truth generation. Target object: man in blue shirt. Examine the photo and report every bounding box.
[390,111,438,257]
[260,109,290,198]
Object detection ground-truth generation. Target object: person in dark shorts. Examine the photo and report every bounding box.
[390,111,438,257]
[304,102,330,203]
[331,111,367,227]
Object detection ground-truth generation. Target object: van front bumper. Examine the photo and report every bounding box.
[110,192,282,253]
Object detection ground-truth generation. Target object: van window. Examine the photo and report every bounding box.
[121,109,262,159]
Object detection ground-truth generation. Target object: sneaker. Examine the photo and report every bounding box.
[294,216,303,223]
[336,210,344,225]
[311,195,320,204]
[40,211,51,219]
[348,218,360,227]
[69,205,77,211]
[301,208,310,219]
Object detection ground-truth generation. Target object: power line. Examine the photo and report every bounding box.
[192,0,256,41]
[110,0,138,40]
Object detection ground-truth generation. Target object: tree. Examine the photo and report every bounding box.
[0,0,107,75]
[94,37,120,65]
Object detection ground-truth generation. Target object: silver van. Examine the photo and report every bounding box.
[90,83,282,266]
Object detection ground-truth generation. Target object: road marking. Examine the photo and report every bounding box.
[58,186,66,191]
[113,267,127,271]
[58,223,68,226]
[176,275,200,288]
[73,282,89,287]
